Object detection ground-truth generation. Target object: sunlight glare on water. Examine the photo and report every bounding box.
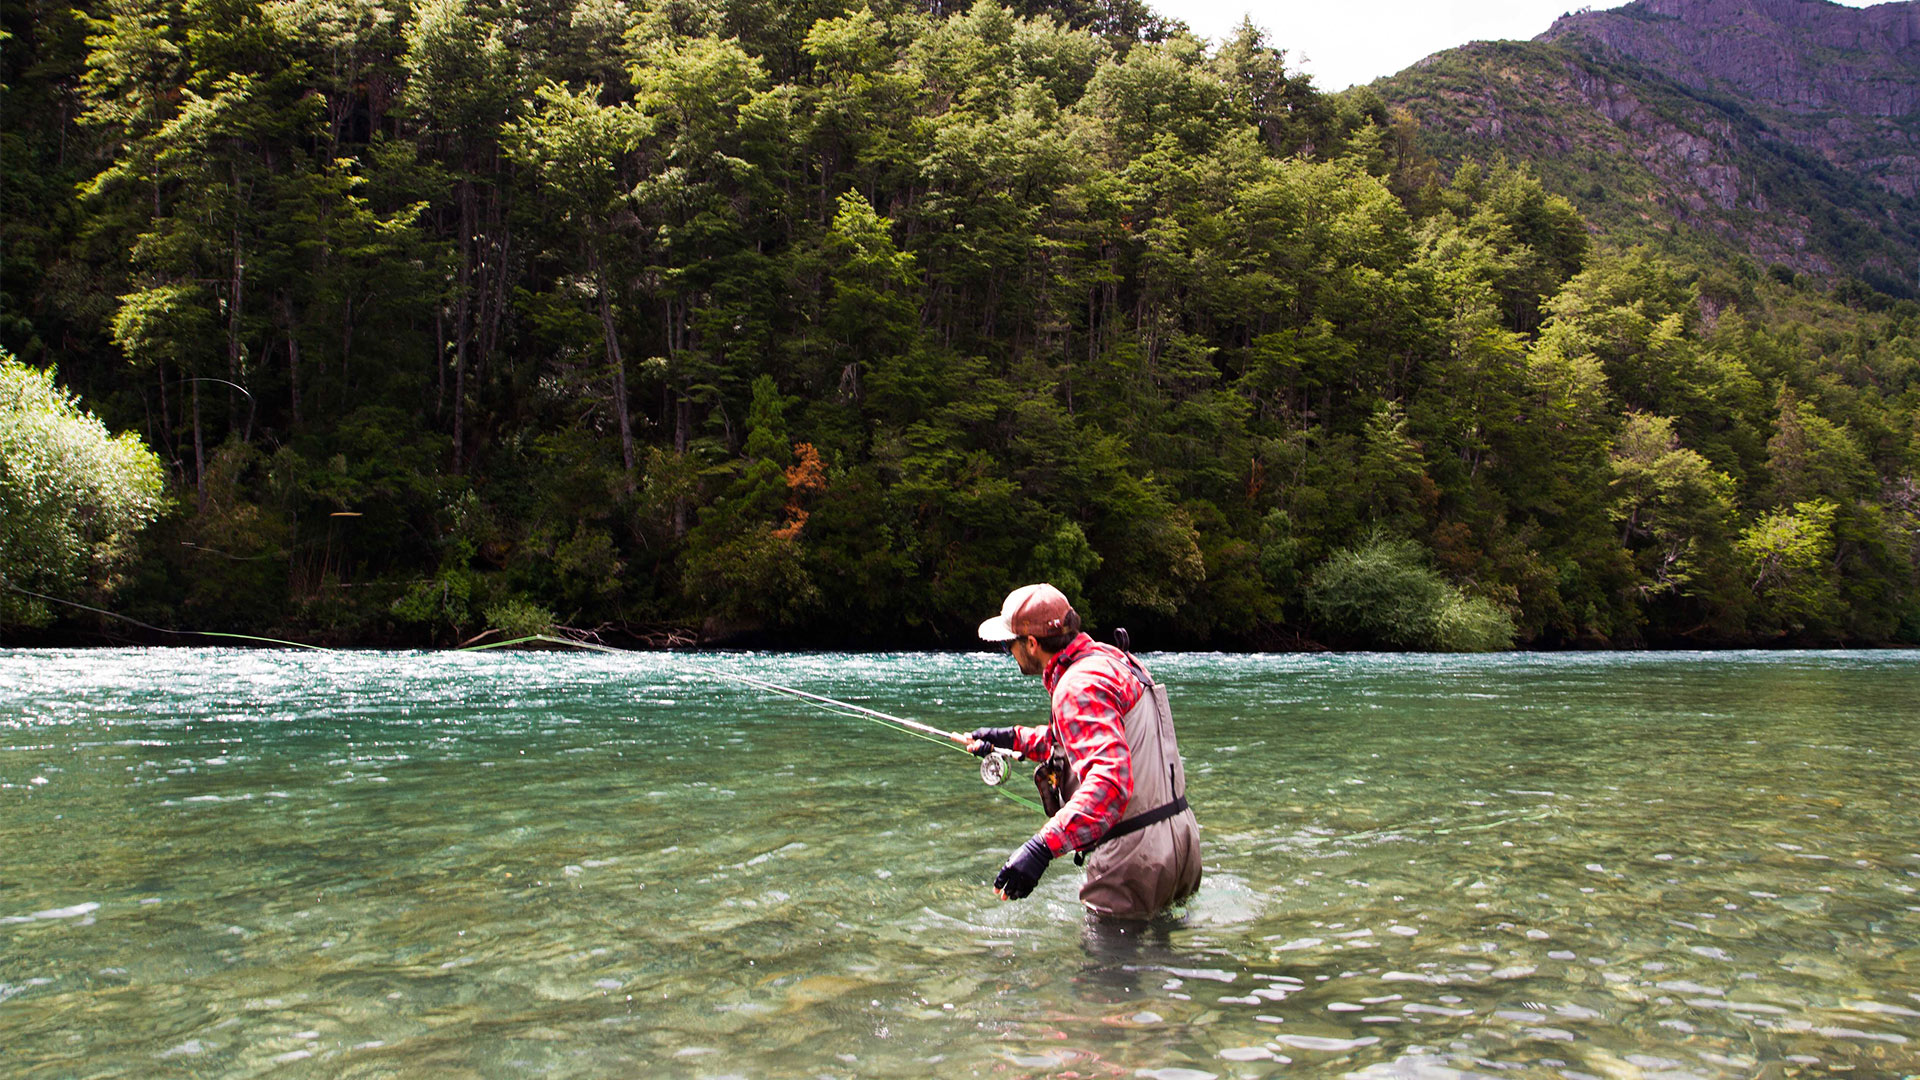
[2,647,1918,1078]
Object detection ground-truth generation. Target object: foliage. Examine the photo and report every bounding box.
[3,0,1917,648]
[1736,499,1843,638]
[1304,532,1515,652]
[484,596,556,639]
[1607,411,1738,604]
[0,353,166,627]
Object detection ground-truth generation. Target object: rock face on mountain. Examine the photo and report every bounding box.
[1376,0,1919,295]
[1542,0,1920,197]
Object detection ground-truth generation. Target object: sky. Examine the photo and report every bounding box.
[1167,0,1888,91]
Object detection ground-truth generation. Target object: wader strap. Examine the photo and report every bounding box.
[1072,794,1190,864]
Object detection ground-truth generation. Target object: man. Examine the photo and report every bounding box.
[961,583,1202,919]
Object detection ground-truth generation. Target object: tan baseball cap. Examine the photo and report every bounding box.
[978,583,1075,641]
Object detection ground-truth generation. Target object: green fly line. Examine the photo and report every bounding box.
[3,583,332,650]
[5,586,1043,814]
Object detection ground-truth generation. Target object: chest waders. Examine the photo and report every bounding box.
[1036,645,1203,919]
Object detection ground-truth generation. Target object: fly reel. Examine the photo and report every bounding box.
[979,749,1020,786]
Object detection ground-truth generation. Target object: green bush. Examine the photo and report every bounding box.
[0,353,166,628]
[1432,588,1520,653]
[1306,533,1515,652]
[484,597,556,640]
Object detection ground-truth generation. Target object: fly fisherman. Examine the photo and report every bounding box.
[961,583,1202,919]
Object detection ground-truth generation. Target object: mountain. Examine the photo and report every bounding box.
[1375,0,1920,296]
[1545,0,1920,197]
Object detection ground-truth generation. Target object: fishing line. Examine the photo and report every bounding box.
[5,592,1040,812]
[468,634,955,741]
[181,377,256,440]
[470,633,1047,813]
[2,582,329,650]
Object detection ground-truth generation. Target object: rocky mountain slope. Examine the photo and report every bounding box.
[1545,0,1920,196]
[1376,0,1919,295]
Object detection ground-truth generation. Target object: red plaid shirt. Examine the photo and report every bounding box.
[1009,633,1142,857]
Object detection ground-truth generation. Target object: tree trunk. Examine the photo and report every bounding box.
[452,182,473,473]
[228,237,245,433]
[589,249,636,489]
[666,296,691,537]
[340,295,354,381]
[279,294,301,426]
[155,359,172,464]
[481,218,510,366]
[673,382,690,540]
[287,333,302,428]
[435,305,447,419]
[191,377,206,509]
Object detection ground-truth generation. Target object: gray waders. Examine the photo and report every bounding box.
[1043,650,1202,919]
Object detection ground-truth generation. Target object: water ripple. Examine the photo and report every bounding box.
[1,648,1917,1076]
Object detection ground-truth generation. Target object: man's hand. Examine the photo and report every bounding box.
[964,726,1018,758]
[993,836,1053,900]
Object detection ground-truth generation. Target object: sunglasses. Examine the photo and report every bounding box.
[998,639,1017,653]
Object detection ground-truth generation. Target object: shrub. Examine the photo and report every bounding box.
[1305,533,1515,651]
[484,597,556,640]
[0,354,166,628]
[1432,588,1519,652]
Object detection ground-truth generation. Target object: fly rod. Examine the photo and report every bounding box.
[473,634,1036,796]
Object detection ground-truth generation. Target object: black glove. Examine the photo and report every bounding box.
[966,726,1018,758]
[993,836,1053,900]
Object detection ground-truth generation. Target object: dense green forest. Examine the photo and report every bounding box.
[2,0,1917,649]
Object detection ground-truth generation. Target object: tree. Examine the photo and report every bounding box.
[1535,250,1702,417]
[627,28,778,529]
[1766,387,1871,507]
[1608,411,1738,603]
[1356,400,1432,526]
[1737,499,1843,638]
[680,374,821,629]
[0,354,166,628]
[401,0,517,471]
[10,0,1917,647]
[507,80,645,481]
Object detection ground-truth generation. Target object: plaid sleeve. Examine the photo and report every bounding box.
[1035,664,1138,857]
[1011,725,1054,762]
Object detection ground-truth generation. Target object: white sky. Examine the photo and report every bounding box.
[1166,0,1888,91]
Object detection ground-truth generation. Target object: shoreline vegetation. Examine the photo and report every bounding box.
[3,1,1916,652]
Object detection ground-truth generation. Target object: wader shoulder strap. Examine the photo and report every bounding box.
[1048,643,1188,862]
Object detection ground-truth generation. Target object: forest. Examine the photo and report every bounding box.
[3,0,1917,649]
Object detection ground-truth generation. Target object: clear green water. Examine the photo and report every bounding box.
[3,648,1919,1079]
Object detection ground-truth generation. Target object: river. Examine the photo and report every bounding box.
[2,647,1917,1077]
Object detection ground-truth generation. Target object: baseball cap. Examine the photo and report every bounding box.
[977,583,1075,641]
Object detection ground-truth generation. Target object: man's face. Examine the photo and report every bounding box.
[1008,635,1045,676]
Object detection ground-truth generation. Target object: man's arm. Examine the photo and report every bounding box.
[963,725,1054,762]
